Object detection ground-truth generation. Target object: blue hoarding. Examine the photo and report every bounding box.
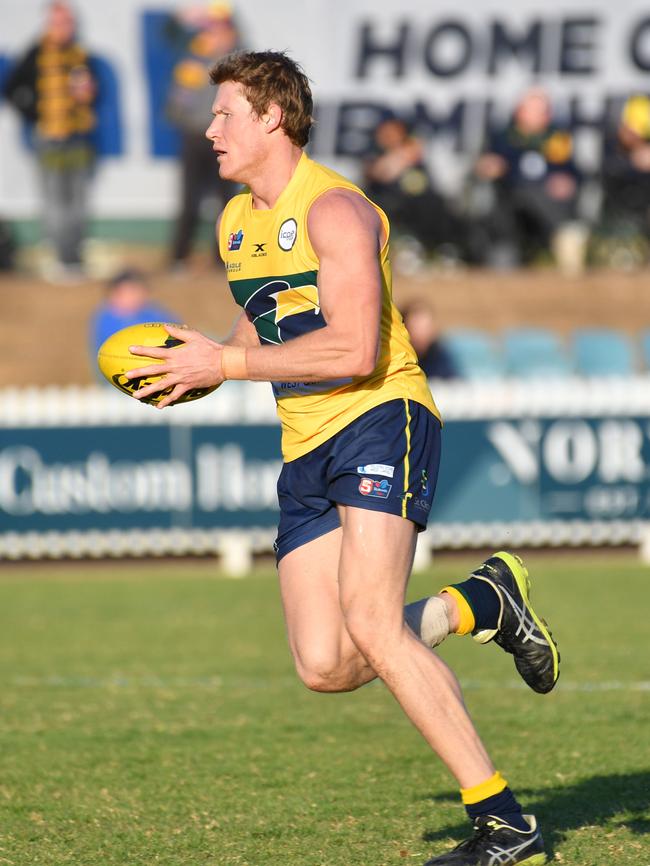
[2,416,649,546]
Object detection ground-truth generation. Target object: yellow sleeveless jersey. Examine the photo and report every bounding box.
[218,153,440,461]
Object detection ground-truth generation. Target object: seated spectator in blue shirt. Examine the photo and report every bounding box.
[91,268,177,355]
[401,299,457,379]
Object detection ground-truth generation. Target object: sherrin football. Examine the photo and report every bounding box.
[97,322,218,405]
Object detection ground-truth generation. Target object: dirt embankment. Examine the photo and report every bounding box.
[3,252,650,386]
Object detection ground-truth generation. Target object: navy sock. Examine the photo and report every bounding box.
[451,576,501,631]
[465,786,528,832]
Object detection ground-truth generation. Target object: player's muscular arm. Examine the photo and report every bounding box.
[245,189,383,381]
[126,191,383,407]
[125,212,259,407]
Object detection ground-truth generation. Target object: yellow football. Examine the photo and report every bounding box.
[97,322,219,405]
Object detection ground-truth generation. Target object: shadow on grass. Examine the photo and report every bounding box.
[421,770,650,858]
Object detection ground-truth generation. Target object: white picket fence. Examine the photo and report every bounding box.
[2,378,650,571]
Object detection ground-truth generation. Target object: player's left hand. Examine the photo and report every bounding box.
[127,323,224,409]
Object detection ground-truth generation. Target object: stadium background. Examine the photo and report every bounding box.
[1,5,649,866]
[3,0,650,562]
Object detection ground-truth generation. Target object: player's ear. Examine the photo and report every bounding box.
[262,104,282,134]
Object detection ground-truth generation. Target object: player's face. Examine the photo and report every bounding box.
[206,81,267,183]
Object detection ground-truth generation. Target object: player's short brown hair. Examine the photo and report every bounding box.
[210,50,313,147]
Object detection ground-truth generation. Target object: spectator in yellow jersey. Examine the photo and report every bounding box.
[126,52,559,866]
[3,1,97,280]
[599,95,650,246]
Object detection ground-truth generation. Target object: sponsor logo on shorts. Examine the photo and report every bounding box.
[413,497,431,512]
[359,477,392,498]
[356,463,394,479]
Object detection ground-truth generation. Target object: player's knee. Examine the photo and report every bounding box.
[293,650,361,693]
[343,607,399,665]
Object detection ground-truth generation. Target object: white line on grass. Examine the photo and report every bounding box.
[6,675,650,692]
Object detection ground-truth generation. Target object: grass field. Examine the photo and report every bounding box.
[0,556,648,866]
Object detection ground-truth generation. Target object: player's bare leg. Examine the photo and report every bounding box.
[278,527,375,693]
[279,525,473,702]
[278,512,547,863]
[279,528,467,698]
[336,505,495,788]
[279,510,496,786]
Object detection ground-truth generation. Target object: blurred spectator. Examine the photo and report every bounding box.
[363,118,465,263]
[599,95,650,250]
[0,219,16,271]
[401,299,457,379]
[474,87,586,274]
[166,2,240,271]
[91,269,177,356]
[2,1,97,281]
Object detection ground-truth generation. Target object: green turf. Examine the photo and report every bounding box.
[0,556,648,865]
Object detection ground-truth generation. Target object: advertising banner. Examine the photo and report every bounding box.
[2,411,649,556]
[3,0,650,215]
[440,416,650,524]
[0,425,282,533]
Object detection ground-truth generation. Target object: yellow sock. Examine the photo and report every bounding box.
[461,771,508,805]
[441,586,476,635]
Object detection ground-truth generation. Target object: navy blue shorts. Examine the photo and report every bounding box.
[274,398,441,562]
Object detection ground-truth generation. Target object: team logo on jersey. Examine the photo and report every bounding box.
[271,284,320,323]
[228,229,244,251]
[230,271,323,344]
[359,477,392,498]
[278,218,297,251]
